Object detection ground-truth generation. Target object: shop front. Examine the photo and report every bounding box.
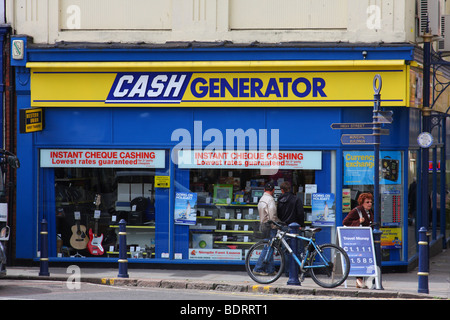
[12,41,427,268]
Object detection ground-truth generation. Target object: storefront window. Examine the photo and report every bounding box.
[343,150,404,261]
[181,168,315,261]
[408,150,418,259]
[176,150,325,262]
[40,149,168,259]
[430,147,441,238]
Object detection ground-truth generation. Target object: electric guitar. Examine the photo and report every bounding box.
[70,213,88,250]
[88,194,104,255]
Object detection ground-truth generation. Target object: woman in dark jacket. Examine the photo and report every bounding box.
[342,192,374,288]
[343,192,374,227]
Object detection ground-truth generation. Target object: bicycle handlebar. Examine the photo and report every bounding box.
[267,220,285,229]
[267,220,322,236]
[270,220,381,229]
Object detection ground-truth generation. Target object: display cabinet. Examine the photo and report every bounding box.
[189,203,262,260]
[107,224,155,258]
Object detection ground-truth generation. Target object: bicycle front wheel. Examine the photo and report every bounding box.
[245,240,285,284]
[308,243,350,288]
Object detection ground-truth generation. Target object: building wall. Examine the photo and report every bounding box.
[8,0,448,265]
[6,0,416,44]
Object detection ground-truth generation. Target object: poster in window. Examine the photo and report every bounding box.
[343,151,374,185]
[311,193,335,227]
[343,151,401,185]
[174,192,197,225]
[380,227,402,249]
[380,151,401,185]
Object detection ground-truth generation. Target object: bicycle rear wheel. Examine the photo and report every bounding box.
[308,243,350,288]
[245,240,285,284]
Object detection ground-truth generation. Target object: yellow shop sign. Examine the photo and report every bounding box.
[19,108,44,133]
[28,60,409,108]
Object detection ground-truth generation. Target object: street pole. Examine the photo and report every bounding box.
[418,30,432,294]
[372,75,383,290]
[422,31,432,233]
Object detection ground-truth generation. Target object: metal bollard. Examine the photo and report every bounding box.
[117,219,129,278]
[418,227,429,294]
[287,222,300,286]
[39,219,50,276]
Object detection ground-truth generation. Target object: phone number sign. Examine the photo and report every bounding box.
[337,227,377,277]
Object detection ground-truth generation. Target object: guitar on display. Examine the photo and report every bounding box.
[88,194,104,255]
[70,210,88,250]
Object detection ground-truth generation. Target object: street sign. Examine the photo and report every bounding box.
[330,122,374,129]
[331,123,391,134]
[340,134,377,145]
[373,110,393,124]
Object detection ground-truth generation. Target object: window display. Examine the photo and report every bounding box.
[40,148,325,262]
[40,148,167,259]
[182,168,316,261]
[342,150,404,261]
[53,167,157,258]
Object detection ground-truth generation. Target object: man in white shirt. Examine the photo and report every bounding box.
[257,182,280,238]
[254,182,280,275]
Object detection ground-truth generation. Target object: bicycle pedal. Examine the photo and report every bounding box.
[300,273,306,282]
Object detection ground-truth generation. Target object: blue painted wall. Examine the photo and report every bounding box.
[33,107,408,148]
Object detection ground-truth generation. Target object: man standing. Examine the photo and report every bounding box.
[254,182,279,275]
[277,181,304,276]
[277,181,304,227]
[257,182,280,238]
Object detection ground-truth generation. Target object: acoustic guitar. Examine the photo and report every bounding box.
[70,213,88,250]
[88,194,104,255]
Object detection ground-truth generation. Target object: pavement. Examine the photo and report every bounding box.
[3,248,449,300]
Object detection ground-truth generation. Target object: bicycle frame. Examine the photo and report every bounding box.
[246,221,350,287]
[276,230,331,271]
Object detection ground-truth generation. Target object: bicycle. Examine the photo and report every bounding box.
[245,220,350,288]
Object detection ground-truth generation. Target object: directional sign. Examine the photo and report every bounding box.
[331,123,391,133]
[373,110,393,124]
[341,134,377,145]
[330,122,374,129]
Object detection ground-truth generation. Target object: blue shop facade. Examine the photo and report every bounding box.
[10,38,448,269]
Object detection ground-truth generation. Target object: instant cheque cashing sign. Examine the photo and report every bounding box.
[40,149,166,168]
[28,60,408,108]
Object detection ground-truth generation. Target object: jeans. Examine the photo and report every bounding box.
[254,229,277,273]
